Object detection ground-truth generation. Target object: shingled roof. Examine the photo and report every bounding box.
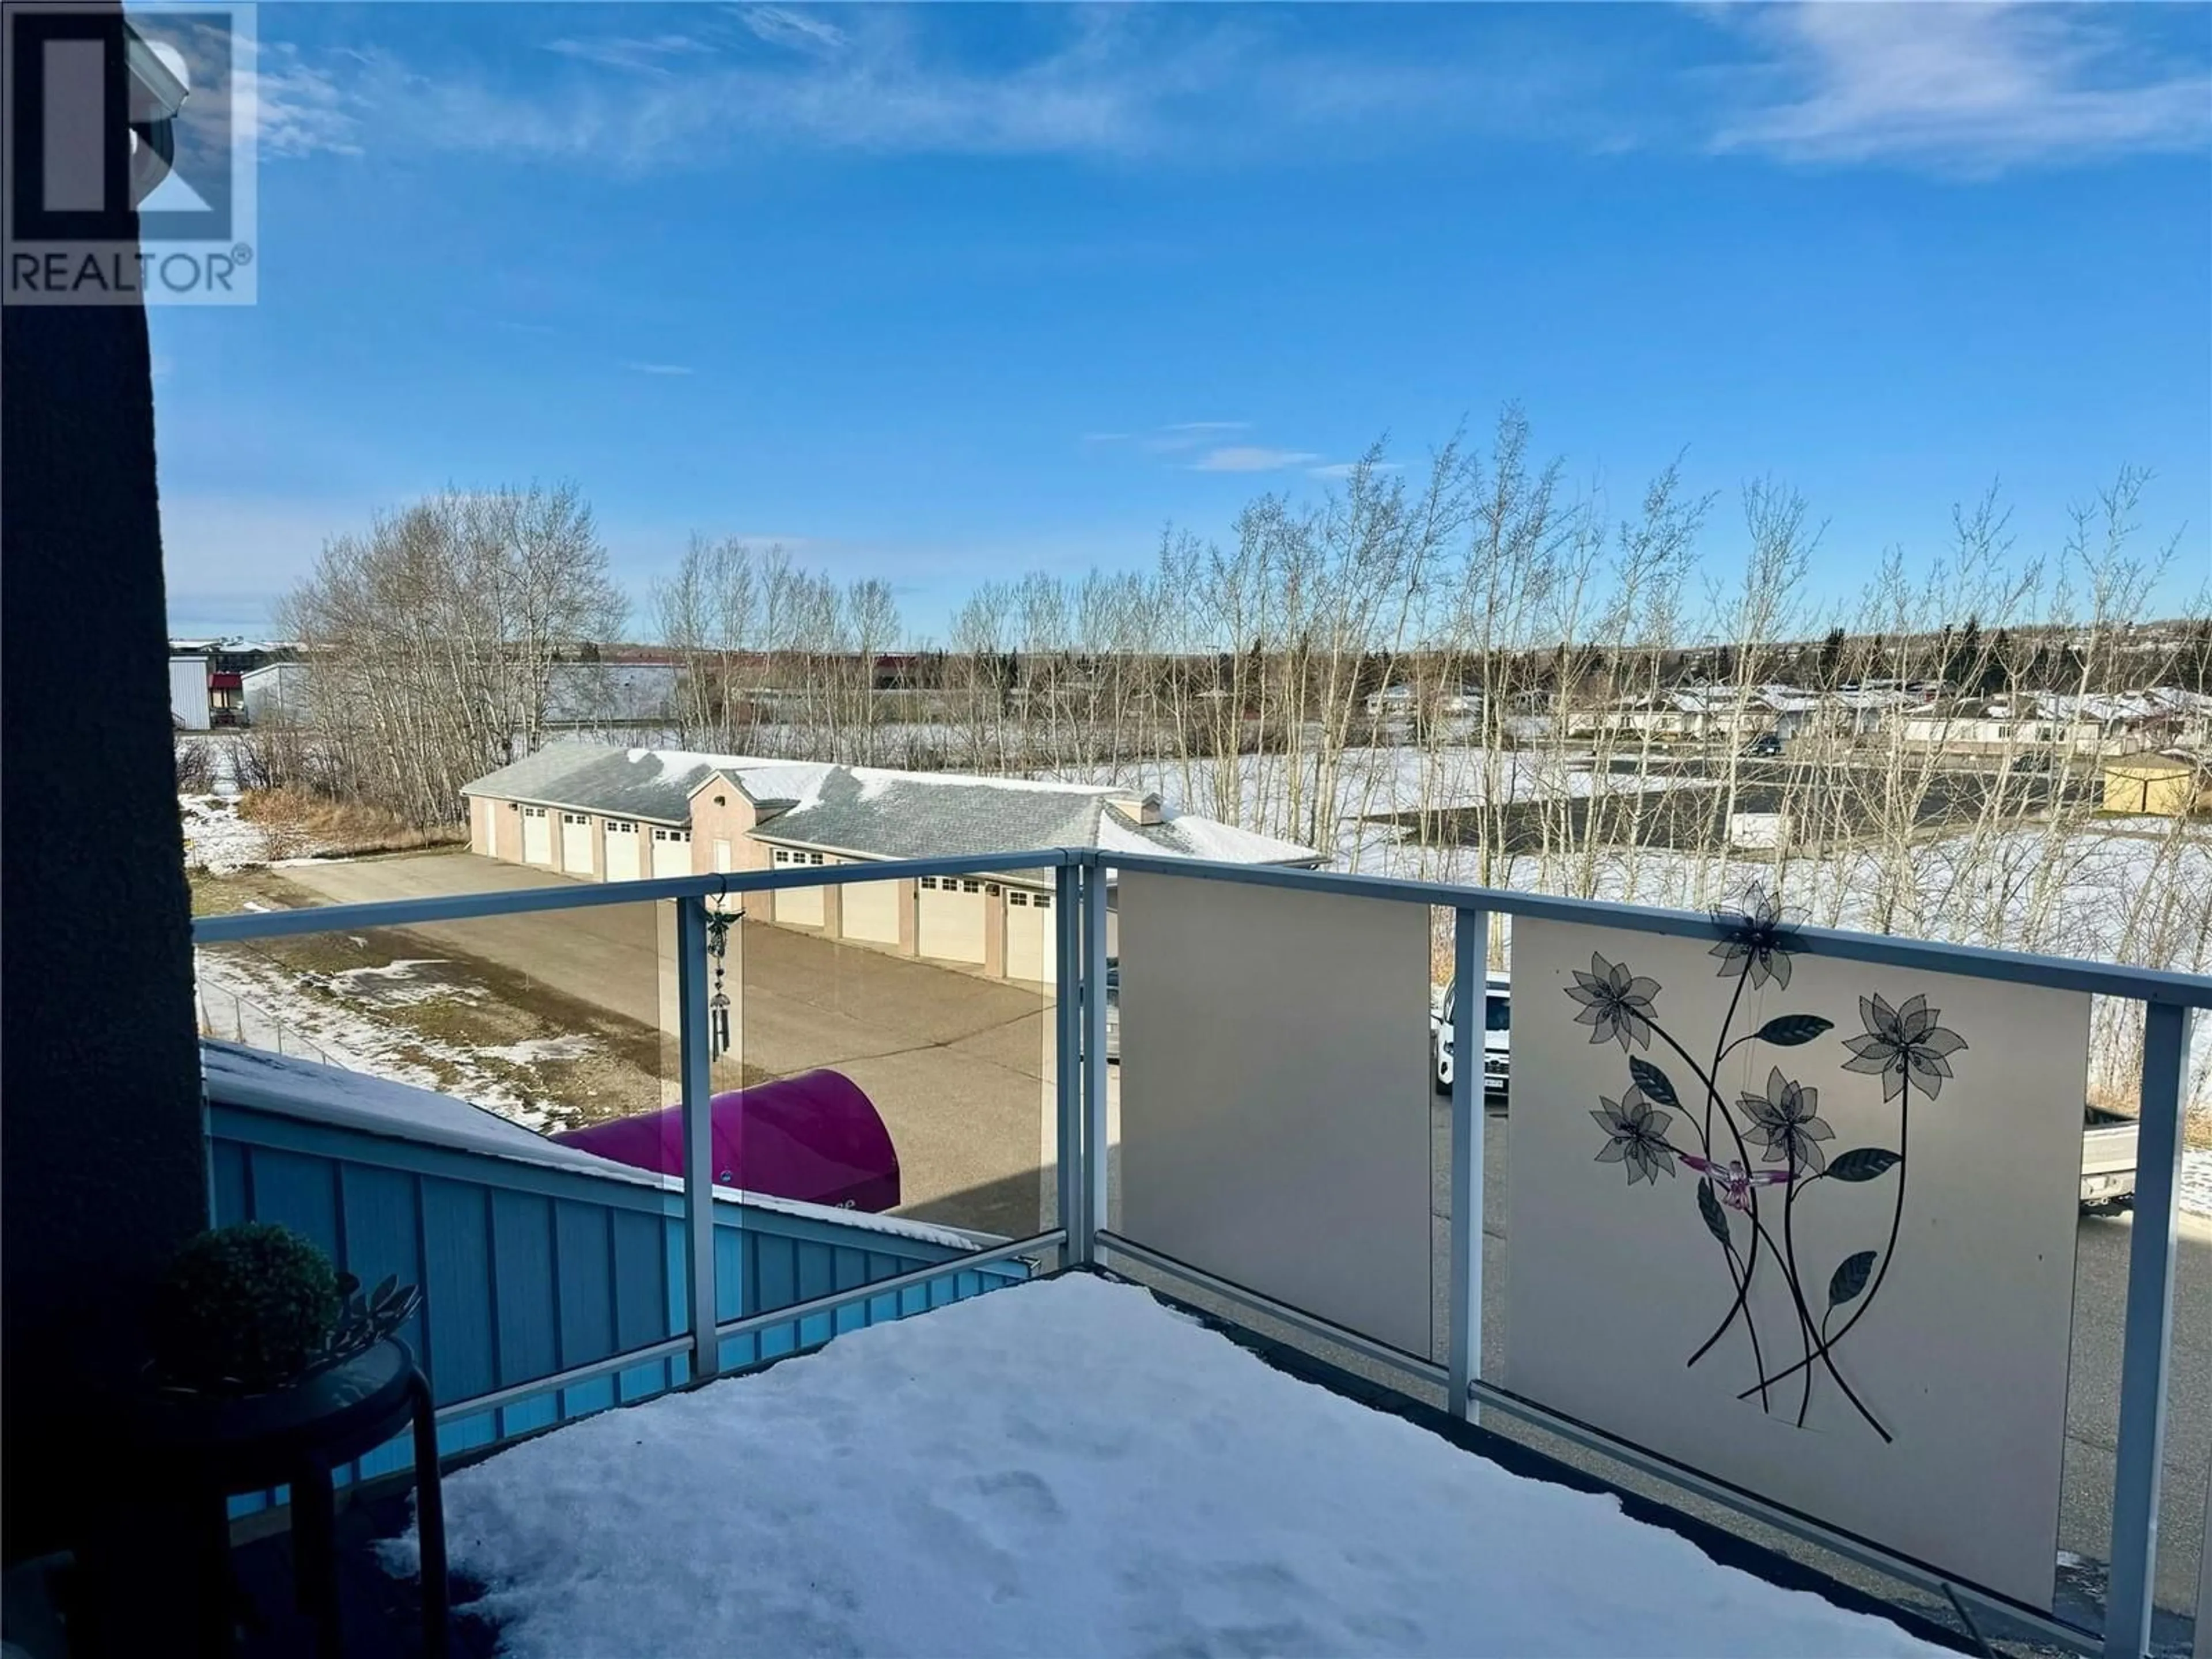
[463,742,1319,868]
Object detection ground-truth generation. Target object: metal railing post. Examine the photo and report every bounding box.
[676,897,719,1381]
[1080,858,1111,1263]
[1448,907,1487,1422]
[1054,862,1085,1259]
[2105,999,2192,1659]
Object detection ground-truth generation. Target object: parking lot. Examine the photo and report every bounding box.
[280,852,1061,1237]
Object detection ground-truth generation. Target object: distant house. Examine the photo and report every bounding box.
[2037,688,2212,752]
[1896,700,2109,757]
[1749,685,1822,743]
[1365,684,1480,719]
[172,638,298,729]
[1827,687,1911,737]
[2144,687,2212,748]
[1589,687,1772,744]
[1891,690,2205,757]
[460,743,1320,986]
[2101,752,2211,817]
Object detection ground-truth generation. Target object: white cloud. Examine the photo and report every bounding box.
[239,10,1527,171]
[737,6,848,57]
[1088,423,1315,471]
[1711,3,2212,172]
[1309,460,1403,480]
[1190,446,1323,474]
[624,361,694,377]
[1140,421,1250,454]
[240,40,365,159]
[543,34,715,77]
[242,4,2207,177]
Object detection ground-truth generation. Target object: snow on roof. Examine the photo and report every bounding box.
[394,1274,1946,1659]
[467,744,1319,866]
[1831,688,1912,710]
[1101,804,1318,865]
[200,1043,987,1252]
[707,759,838,813]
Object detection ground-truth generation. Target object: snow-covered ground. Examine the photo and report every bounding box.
[194,949,596,1128]
[174,733,243,796]
[393,1274,1946,1659]
[180,794,276,873]
[2181,1150,2212,1221]
[1043,745,1692,865]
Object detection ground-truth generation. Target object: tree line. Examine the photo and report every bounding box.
[244,416,2209,1111]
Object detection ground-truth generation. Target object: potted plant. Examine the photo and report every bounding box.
[149,1221,421,1397]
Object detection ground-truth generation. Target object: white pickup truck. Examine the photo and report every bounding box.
[1431,978,2141,1210]
[2081,1105,2140,1211]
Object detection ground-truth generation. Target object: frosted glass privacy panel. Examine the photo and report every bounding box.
[1506,916,2088,1609]
[1117,873,1432,1356]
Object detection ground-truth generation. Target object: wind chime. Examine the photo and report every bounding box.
[706,904,740,1056]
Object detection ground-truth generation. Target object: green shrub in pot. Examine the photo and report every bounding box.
[150,1222,344,1394]
[150,1222,426,1396]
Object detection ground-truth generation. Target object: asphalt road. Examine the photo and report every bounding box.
[280,853,1055,1237]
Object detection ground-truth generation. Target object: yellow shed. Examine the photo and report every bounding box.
[2102,753,2209,817]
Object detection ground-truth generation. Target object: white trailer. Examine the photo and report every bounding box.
[168,655,210,730]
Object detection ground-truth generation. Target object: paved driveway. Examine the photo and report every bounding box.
[281,853,1054,1237]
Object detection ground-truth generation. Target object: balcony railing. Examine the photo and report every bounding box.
[192,847,2212,1659]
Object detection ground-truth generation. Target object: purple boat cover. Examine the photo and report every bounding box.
[550,1069,900,1213]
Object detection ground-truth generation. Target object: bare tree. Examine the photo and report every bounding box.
[276,483,626,826]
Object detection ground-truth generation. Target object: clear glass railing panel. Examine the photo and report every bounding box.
[728,864,1058,1244]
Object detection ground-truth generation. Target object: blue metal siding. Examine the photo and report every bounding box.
[206,1103,1025,1514]
[552,1200,618,1419]
[609,1208,673,1404]
[487,1190,561,1441]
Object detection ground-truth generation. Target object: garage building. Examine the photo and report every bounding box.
[461,743,1319,986]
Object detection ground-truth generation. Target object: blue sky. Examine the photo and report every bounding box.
[150,2,2212,640]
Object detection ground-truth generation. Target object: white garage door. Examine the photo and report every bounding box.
[560,812,593,875]
[650,827,691,880]
[841,873,902,945]
[917,875,987,964]
[604,820,642,881]
[771,847,825,927]
[1005,887,1055,984]
[521,805,552,865]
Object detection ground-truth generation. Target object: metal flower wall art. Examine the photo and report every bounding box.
[1566,886,1968,1442]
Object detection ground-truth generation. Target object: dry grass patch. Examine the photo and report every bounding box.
[236,789,465,860]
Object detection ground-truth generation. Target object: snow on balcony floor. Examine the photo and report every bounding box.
[393,1274,1945,1658]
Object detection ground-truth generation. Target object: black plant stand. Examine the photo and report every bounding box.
[127,1339,448,1659]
